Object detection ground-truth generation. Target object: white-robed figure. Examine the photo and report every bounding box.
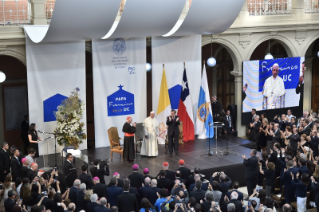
[140,111,159,157]
[262,63,286,109]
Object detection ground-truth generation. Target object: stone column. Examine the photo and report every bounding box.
[303,58,313,112]
[30,0,48,25]
[291,0,305,19]
[230,71,246,137]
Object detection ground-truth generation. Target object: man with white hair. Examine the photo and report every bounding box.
[141,111,159,157]
[87,194,99,212]
[262,63,286,109]
[69,179,81,204]
[147,179,161,205]
[221,191,242,212]
[76,183,86,211]
[94,197,111,212]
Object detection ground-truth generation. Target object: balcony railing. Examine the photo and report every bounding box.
[46,0,55,23]
[247,0,292,16]
[304,0,319,13]
[0,0,31,25]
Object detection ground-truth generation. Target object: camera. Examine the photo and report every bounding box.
[179,183,183,188]
[97,159,110,170]
[42,191,48,196]
[248,202,251,207]
[256,187,261,192]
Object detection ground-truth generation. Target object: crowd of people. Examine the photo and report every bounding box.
[1,137,318,212]
[0,108,318,212]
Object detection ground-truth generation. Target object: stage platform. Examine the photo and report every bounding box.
[36,135,255,186]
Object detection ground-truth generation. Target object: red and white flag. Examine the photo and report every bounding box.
[177,68,194,141]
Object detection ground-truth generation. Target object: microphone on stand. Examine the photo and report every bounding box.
[38,130,45,134]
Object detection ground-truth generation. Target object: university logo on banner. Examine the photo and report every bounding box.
[258,57,300,92]
[43,93,68,122]
[107,85,135,117]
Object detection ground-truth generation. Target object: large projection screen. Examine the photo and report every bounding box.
[242,57,305,124]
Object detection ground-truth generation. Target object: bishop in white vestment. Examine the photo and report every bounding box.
[262,63,286,109]
[140,111,159,157]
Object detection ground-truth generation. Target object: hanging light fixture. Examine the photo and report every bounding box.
[207,36,216,67]
[264,40,274,60]
[0,71,6,83]
[146,63,152,72]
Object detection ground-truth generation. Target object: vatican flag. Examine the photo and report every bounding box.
[157,67,171,144]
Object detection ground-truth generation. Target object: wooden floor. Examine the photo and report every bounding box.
[36,135,254,183]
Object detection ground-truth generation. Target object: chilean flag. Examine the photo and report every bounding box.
[177,68,194,141]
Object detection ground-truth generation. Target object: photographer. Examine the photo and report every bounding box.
[248,188,266,210]
[90,159,110,185]
[160,196,187,212]
[209,172,232,195]
[170,180,189,205]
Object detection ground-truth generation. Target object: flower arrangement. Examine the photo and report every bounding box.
[54,88,87,149]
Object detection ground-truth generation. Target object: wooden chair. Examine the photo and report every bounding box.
[107,127,123,161]
[272,186,285,206]
[165,121,184,153]
[274,177,281,194]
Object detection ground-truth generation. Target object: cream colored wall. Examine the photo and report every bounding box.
[0,0,318,139]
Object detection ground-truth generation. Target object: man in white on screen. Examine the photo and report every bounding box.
[262,63,286,109]
[141,111,159,157]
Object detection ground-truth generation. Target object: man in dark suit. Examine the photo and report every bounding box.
[226,181,244,202]
[272,123,282,144]
[211,95,223,118]
[166,110,180,156]
[309,130,319,157]
[223,110,234,134]
[128,164,144,189]
[123,178,140,205]
[157,170,171,190]
[79,165,93,189]
[280,160,299,203]
[69,179,80,204]
[94,197,111,212]
[298,158,309,177]
[87,194,99,212]
[177,159,191,181]
[0,142,10,182]
[11,148,22,181]
[186,167,202,189]
[250,115,261,147]
[147,179,161,205]
[76,183,86,211]
[300,119,311,136]
[209,172,232,196]
[63,153,77,188]
[288,128,300,155]
[295,61,305,107]
[92,177,107,198]
[242,149,258,196]
[171,170,185,187]
[190,180,206,203]
[21,115,29,154]
[139,177,152,200]
[116,181,139,212]
[248,109,257,139]
[4,190,18,212]
[106,177,123,207]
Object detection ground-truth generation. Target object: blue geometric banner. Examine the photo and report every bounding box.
[107,85,134,116]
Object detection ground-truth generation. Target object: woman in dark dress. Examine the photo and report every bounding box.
[257,152,268,186]
[28,123,41,159]
[266,122,274,154]
[259,118,268,152]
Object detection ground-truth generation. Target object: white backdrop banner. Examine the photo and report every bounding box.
[152,36,201,132]
[92,38,146,148]
[26,37,87,155]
